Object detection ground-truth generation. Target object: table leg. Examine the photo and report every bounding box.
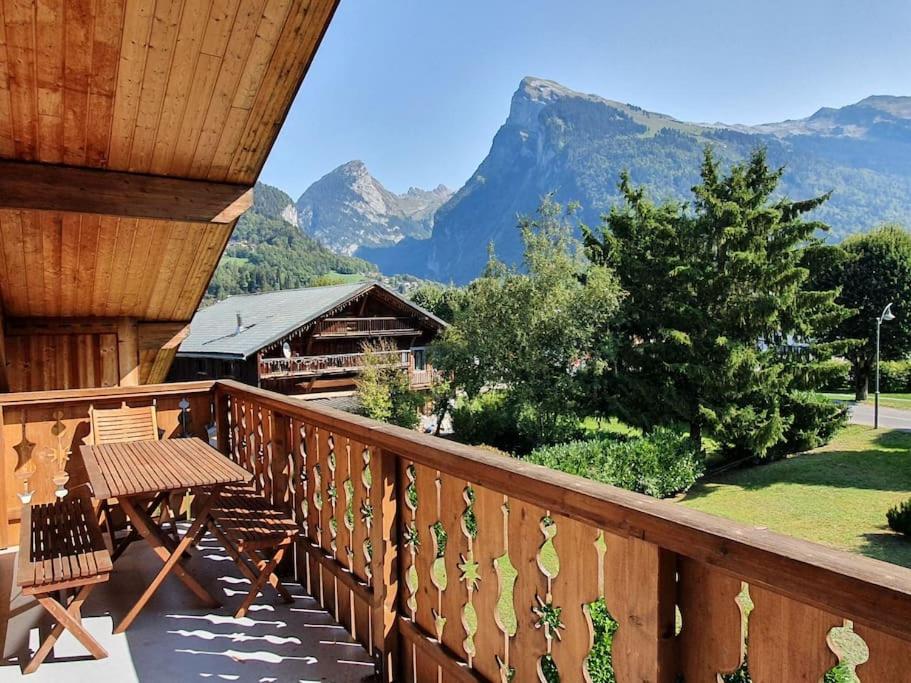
[114,489,222,633]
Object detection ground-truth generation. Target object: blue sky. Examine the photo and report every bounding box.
[260,0,911,198]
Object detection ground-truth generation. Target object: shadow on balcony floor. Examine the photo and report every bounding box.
[0,526,375,682]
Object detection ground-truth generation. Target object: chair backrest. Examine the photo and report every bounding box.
[90,403,159,444]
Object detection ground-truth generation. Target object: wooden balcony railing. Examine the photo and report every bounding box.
[2,379,911,681]
[258,350,410,380]
[313,317,418,338]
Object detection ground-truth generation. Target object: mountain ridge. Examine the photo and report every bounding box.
[358,77,911,283]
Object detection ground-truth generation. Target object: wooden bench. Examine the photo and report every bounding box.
[207,485,299,618]
[18,497,112,674]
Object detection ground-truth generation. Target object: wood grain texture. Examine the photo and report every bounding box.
[854,624,911,682]
[748,585,840,682]
[0,161,252,223]
[0,210,233,320]
[0,0,339,184]
[677,559,745,682]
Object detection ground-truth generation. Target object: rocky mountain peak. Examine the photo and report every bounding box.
[294,161,450,256]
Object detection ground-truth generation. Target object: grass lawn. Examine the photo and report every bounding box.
[680,425,911,568]
[326,270,366,283]
[822,391,911,411]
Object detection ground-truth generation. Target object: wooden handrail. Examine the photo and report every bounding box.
[0,380,215,407]
[214,379,911,643]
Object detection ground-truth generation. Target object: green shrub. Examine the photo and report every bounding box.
[770,391,848,458]
[451,392,581,454]
[880,360,911,392]
[526,427,703,498]
[815,358,851,392]
[887,499,911,536]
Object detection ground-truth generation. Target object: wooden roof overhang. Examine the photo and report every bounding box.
[0,0,339,390]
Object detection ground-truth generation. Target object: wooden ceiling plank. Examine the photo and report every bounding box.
[226,0,337,184]
[62,0,93,166]
[143,220,187,319]
[202,0,287,179]
[0,211,24,315]
[167,0,238,177]
[162,226,233,320]
[230,0,288,112]
[128,0,183,171]
[85,0,124,166]
[91,215,119,316]
[20,210,45,316]
[117,217,156,317]
[161,224,219,319]
[73,213,100,317]
[107,0,155,169]
[105,217,136,317]
[148,0,213,175]
[0,160,253,223]
[169,221,233,320]
[168,51,222,178]
[132,218,173,318]
[199,0,239,56]
[36,0,64,163]
[188,0,267,178]
[58,212,80,316]
[0,0,13,157]
[39,210,62,317]
[5,0,39,160]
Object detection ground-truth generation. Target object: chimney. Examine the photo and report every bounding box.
[235,313,243,335]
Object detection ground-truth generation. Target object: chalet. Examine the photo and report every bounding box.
[170,282,445,394]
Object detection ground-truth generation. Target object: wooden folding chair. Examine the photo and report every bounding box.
[90,403,180,556]
[17,497,112,674]
[207,485,299,618]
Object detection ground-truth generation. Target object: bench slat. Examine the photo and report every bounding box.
[18,498,112,592]
[211,485,299,552]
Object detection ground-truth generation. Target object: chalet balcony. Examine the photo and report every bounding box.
[311,317,421,338]
[1,380,910,681]
[259,351,414,380]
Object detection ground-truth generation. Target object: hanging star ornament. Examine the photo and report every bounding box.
[532,594,565,641]
[458,553,481,591]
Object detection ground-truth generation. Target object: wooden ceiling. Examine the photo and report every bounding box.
[0,0,339,385]
[0,0,336,183]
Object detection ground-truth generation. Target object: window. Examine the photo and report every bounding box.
[412,347,426,371]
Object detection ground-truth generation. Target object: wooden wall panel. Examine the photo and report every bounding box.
[5,332,118,392]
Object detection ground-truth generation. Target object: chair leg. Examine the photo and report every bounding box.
[207,522,294,604]
[234,541,290,619]
[24,584,107,674]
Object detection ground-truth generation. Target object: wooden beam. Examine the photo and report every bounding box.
[0,304,8,392]
[117,319,140,386]
[0,161,253,224]
[144,323,191,384]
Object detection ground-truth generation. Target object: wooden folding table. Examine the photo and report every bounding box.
[80,438,252,633]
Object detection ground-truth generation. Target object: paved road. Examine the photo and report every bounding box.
[847,401,911,430]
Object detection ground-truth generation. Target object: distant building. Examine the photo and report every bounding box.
[170,282,446,395]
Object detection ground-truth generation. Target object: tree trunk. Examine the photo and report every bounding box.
[689,420,703,453]
[854,363,870,401]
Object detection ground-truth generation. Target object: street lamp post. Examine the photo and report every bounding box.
[875,302,896,429]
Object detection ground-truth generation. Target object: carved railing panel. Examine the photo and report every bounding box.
[207,380,911,683]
